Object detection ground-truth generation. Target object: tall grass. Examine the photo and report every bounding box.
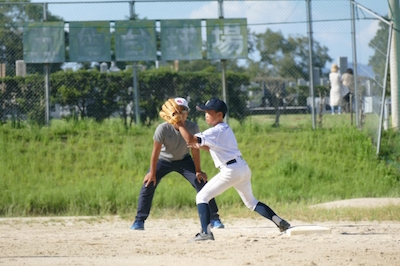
[1,114,399,220]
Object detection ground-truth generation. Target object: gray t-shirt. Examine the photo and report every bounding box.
[154,121,200,162]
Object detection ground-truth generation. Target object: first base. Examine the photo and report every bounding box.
[285,225,331,236]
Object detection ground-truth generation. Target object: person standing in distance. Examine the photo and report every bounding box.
[329,63,343,115]
[176,97,291,241]
[130,97,224,230]
[342,68,354,113]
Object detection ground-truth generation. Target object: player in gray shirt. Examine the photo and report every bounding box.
[130,97,224,230]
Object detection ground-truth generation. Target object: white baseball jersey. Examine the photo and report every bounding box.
[195,122,259,210]
[195,122,242,168]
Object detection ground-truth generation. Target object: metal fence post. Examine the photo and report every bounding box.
[306,0,316,130]
[350,0,359,127]
[218,0,228,124]
[130,1,141,125]
[43,3,50,126]
[377,22,393,154]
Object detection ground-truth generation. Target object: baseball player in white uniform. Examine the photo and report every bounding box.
[176,97,291,241]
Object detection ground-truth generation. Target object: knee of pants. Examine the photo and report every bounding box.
[243,198,258,210]
[196,191,210,205]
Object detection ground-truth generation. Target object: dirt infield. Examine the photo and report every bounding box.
[1,214,400,266]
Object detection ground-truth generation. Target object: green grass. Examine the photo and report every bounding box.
[1,114,400,221]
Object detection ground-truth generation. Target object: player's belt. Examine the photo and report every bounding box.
[219,157,242,169]
[226,159,237,165]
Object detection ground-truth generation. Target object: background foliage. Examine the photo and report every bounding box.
[0,69,250,125]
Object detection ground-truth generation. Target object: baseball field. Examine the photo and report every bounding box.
[1,114,400,265]
[1,206,400,266]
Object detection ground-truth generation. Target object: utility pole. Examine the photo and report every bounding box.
[389,0,400,130]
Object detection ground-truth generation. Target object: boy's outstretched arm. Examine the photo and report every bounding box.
[176,121,197,144]
[176,121,210,151]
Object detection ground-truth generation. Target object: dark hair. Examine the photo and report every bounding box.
[346,68,353,75]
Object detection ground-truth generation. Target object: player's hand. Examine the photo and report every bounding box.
[196,171,208,183]
[188,143,211,152]
[143,172,156,187]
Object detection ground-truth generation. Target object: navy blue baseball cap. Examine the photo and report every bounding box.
[196,97,228,116]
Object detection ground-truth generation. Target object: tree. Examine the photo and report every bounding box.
[368,18,390,95]
[250,29,332,80]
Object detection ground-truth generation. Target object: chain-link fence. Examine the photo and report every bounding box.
[0,0,392,137]
[353,4,392,153]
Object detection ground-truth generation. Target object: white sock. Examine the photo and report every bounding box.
[272,215,282,226]
[205,224,212,234]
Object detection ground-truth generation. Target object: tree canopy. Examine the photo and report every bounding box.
[250,28,332,80]
[368,18,390,93]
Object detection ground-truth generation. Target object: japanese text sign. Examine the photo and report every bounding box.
[161,19,202,61]
[115,20,157,61]
[206,18,248,60]
[69,21,111,62]
[23,22,65,63]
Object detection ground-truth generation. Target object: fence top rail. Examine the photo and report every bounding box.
[0,0,351,4]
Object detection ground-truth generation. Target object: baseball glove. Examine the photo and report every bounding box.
[159,98,183,124]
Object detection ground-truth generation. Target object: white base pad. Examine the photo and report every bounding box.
[285,225,331,236]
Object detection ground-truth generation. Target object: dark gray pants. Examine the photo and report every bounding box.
[135,155,220,222]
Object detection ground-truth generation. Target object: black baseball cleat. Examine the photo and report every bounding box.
[278,220,291,232]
